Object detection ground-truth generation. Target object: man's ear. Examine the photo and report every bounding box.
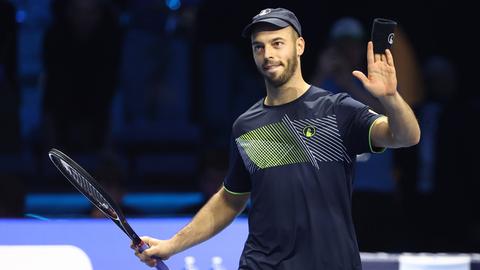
[297,37,305,56]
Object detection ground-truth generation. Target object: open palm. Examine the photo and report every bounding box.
[352,41,397,98]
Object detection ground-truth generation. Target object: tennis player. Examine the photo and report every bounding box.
[134,8,420,269]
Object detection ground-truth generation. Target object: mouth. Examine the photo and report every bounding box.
[263,64,282,72]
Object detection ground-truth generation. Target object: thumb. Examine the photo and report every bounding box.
[352,70,369,87]
[139,236,157,254]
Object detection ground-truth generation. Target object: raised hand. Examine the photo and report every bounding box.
[352,41,397,98]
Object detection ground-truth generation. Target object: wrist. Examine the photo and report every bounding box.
[378,91,400,107]
[168,236,183,255]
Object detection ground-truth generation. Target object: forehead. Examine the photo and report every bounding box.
[251,25,295,42]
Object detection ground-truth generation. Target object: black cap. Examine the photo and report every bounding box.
[242,8,302,38]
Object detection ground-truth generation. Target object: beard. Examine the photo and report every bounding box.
[259,53,298,87]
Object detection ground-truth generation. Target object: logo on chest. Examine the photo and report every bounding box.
[303,125,316,138]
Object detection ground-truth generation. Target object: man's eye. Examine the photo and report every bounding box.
[253,45,263,51]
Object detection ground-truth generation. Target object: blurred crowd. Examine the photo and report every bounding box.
[0,0,478,253]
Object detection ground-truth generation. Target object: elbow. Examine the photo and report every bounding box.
[410,131,421,146]
[392,126,420,148]
[403,127,421,147]
[412,125,421,145]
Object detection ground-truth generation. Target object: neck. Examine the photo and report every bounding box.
[264,68,310,106]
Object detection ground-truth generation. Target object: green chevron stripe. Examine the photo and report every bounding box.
[237,122,308,169]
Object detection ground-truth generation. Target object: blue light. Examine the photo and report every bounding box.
[165,0,181,10]
[16,10,27,23]
[24,213,50,221]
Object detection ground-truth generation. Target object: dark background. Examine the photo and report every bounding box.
[0,0,478,254]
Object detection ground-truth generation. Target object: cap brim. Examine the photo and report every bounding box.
[242,18,290,38]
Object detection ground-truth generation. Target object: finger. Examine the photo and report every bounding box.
[136,250,147,260]
[374,53,381,62]
[139,255,156,267]
[381,54,386,62]
[140,236,153,244]
[131,242,139,250]
[367,41,374,65]
[140,236,156,249]
[147,259,158,268]
[352,70,369,86]
[142,247,154,257]
[385,49,395,66]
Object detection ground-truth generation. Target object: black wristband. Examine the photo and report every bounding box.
[371,18,397,54]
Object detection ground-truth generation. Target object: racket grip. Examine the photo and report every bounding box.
[138,242,169,270]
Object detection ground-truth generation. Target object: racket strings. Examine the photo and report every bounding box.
[60,159,113,213]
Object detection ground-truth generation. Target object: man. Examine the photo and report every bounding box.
[133,8,420,269]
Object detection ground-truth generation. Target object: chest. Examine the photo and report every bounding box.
[235,113,351,175]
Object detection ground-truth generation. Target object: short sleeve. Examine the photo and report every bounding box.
[223,136,251,194]
[335,94,385,155]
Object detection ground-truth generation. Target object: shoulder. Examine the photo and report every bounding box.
[304,85,358,112]
[310,84,367,111]
[306,85,331,99]
[307,86,372,122]
[232,98,265,132]
[306,85,351,104]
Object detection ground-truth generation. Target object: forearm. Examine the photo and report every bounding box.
[169,189,248,254]
[378,92,420,147]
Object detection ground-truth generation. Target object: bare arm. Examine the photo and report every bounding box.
[371,93,420,148]
[353,41,420,149]
[134,188,249,267]
[170,188,249,253]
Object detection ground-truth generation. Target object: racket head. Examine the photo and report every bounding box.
[48,148,141,244]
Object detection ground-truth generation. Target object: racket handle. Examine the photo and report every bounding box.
[138,242,169,270]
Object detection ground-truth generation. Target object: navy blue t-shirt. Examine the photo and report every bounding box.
[224,86,383,270]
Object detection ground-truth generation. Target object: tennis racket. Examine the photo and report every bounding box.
[48,148,169,270]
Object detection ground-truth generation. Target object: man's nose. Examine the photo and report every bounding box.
[264,45,274,59]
